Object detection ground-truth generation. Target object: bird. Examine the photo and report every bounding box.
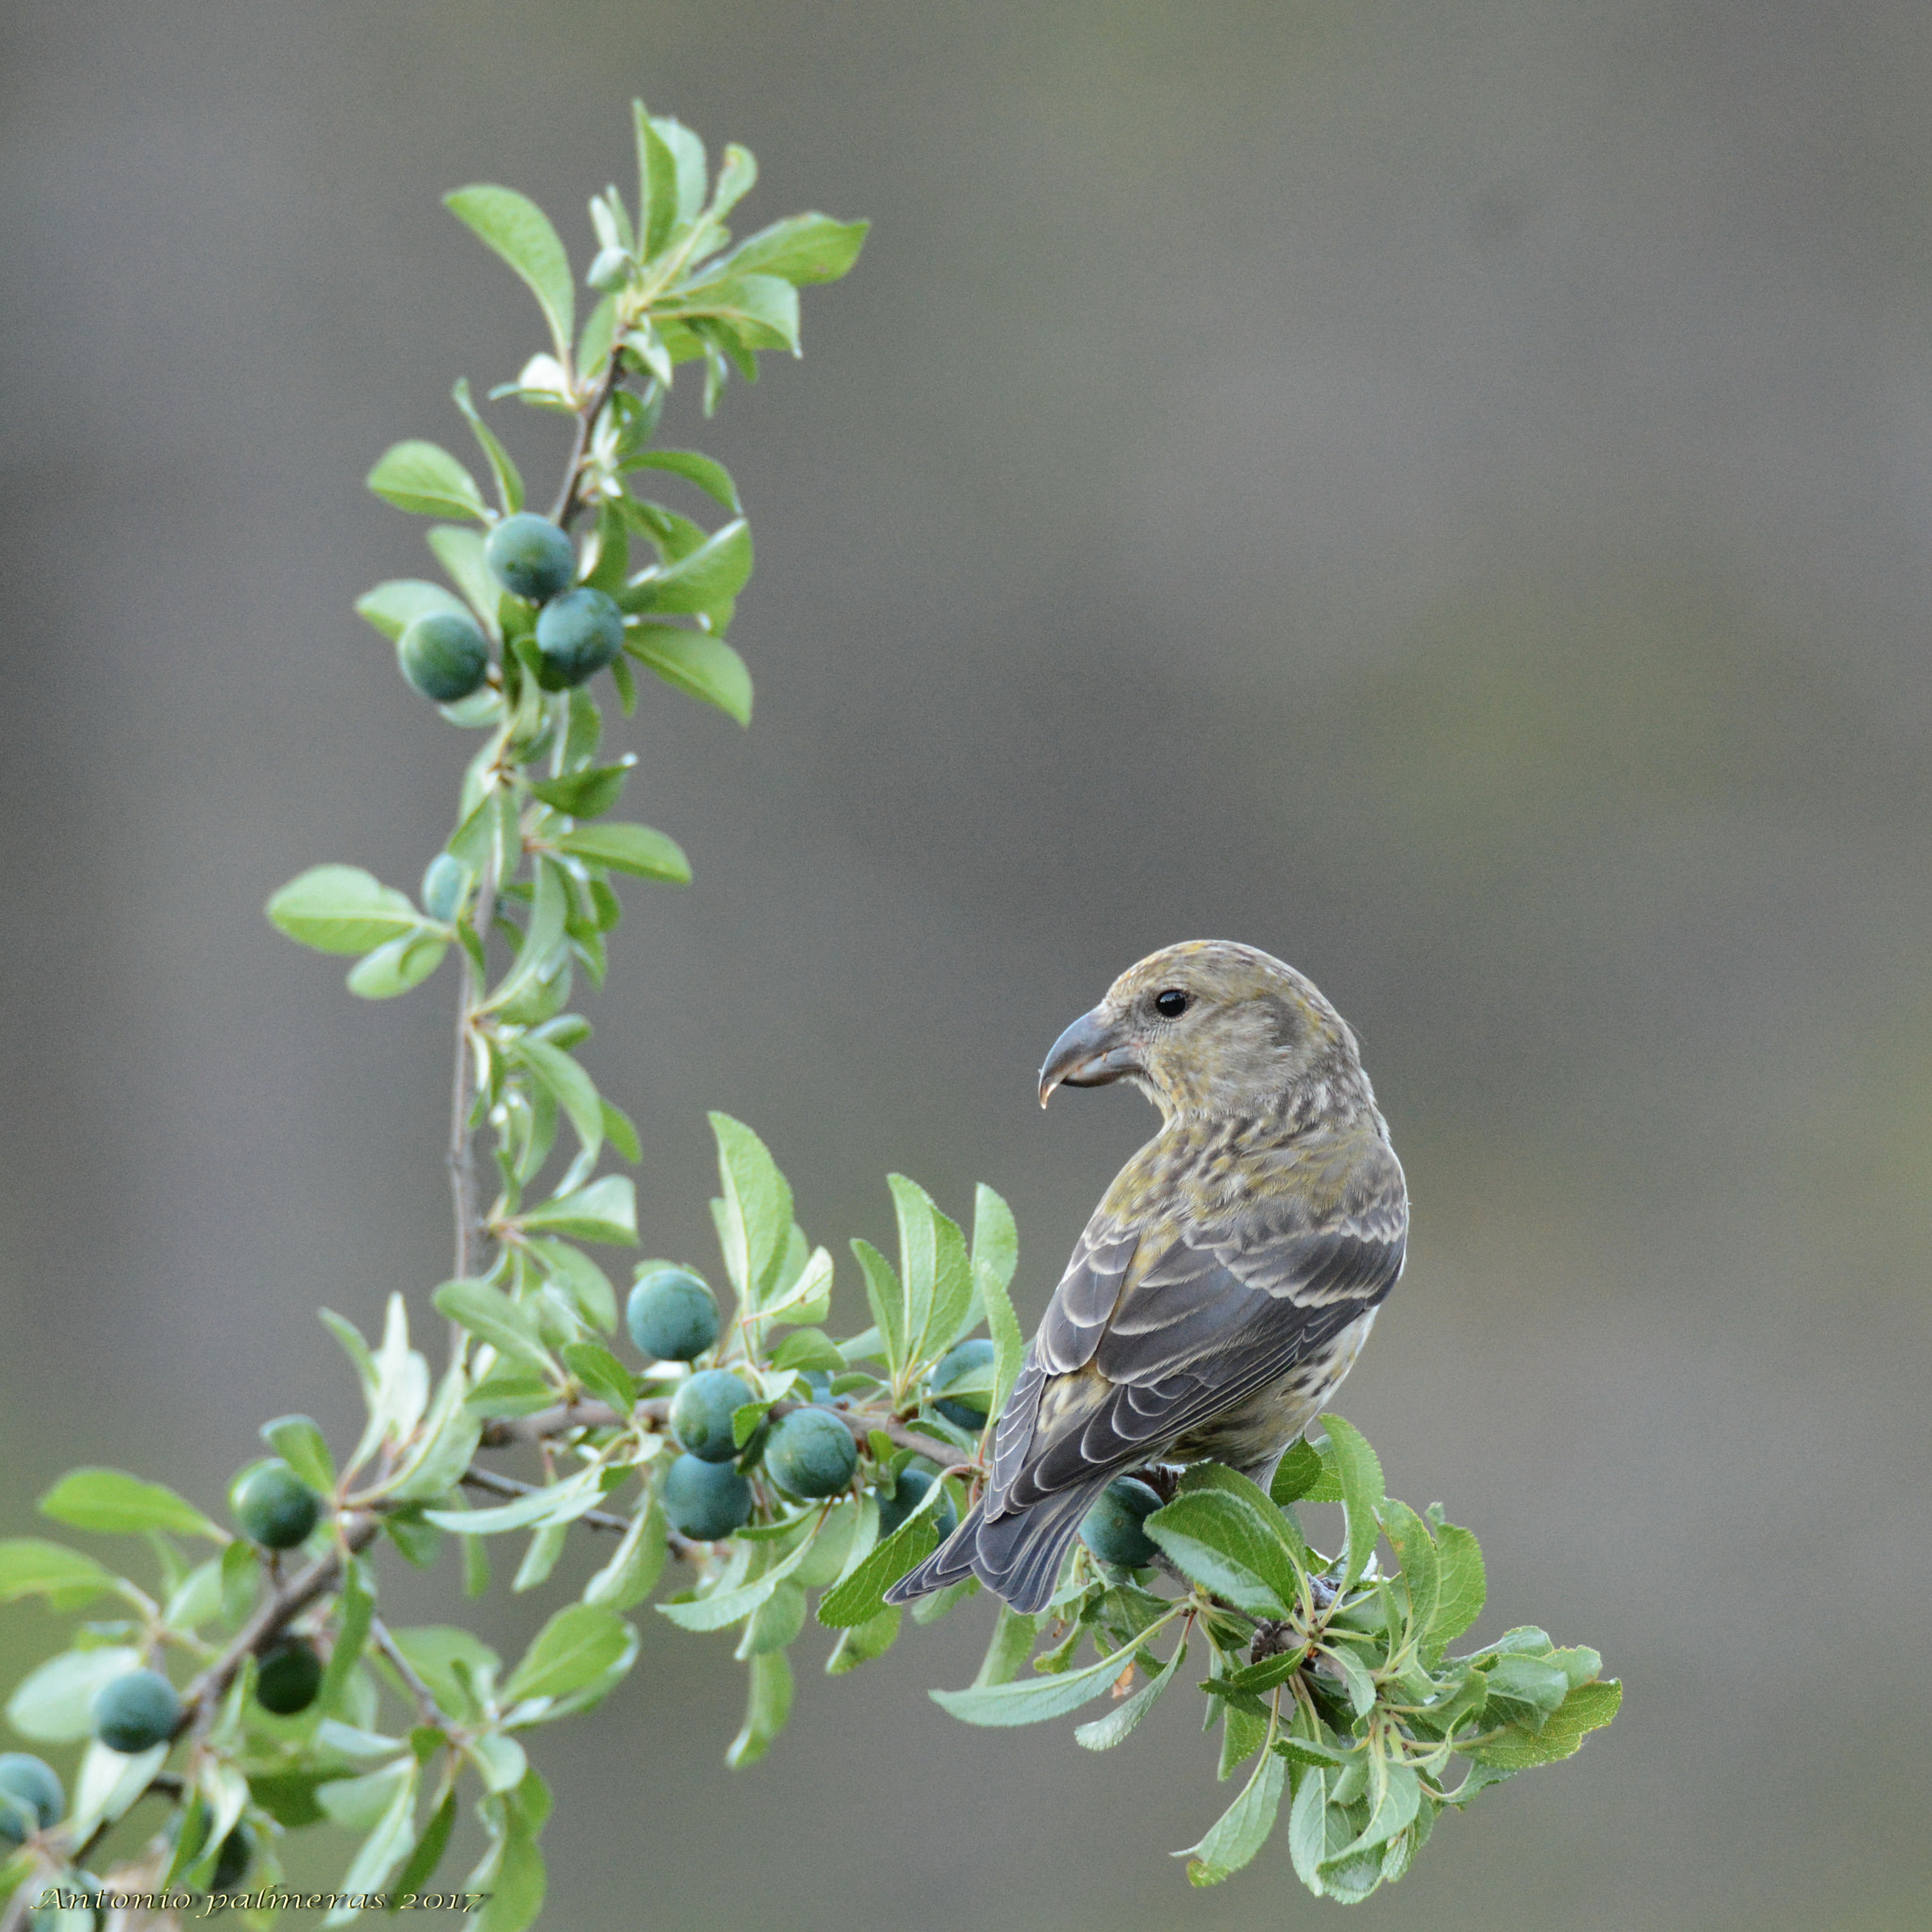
[886,940,1407,1615]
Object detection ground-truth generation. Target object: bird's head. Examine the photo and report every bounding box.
[1037,941,1370,1125]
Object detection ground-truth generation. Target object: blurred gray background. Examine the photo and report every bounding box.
[4,1,1930,1925]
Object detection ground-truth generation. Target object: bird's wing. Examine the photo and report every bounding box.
[989,1136,1406,1516]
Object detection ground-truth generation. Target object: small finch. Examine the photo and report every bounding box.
[887,940,1407,1615]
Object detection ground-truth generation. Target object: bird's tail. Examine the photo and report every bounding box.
[883,1480,1108,1615]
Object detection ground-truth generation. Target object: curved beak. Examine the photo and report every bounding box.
[1038,1006,1144,1107]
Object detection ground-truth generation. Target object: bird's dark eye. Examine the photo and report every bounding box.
[1154,988,1191,1019]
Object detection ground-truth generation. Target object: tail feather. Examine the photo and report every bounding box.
[883,1479,1109,1614]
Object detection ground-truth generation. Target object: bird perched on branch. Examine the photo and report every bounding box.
[887,940,1407,1615]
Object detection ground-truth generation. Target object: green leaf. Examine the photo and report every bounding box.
[503,1604,630,1705]
[582,1500,667,1612]
[817,1510,939,1628]
[771,1328,845,1375]
[433,1278,550,1369]
[367,440,488,521]
[388,1788,458,1907]
[658,1528,816,1633]
[528,764,629,818]
[6,1646,142,1740]
[722,212,869,285]
[354,577,474,642]
[40,1468,221,1541]
[1320,1413,1386,1591]
[633,103,680,260]
[425,524,503,633]
[979,1261,1024,1420]
[621,448,740,509]
[554,822,691,882]
[1075,1638,1188,1751]
[707,1112,793,1307]
[1426,1518,1486,1657]
[319,1557,375,1718]
[1463,1677,1622,1769]
[1379,1497,1439,1642]
[260,1416,336,1496]
[1181,1740,1287,1886]
[425,1460,610,1537]
[662,274,800,352]
[348,931,450,999]
[624,625,753,725]
[932,1630,1158,1729]
[0,1539,115,1606]
[850,1240,906,1379]
[510,1038,603,1161]
[526,1239,618,1332]
[1270,1439,1324,1506]
[483,857,570,1016]
[445,186,576,369]
[1143,1478,1302,1619]
[973,1605,1041,1688]
[620,518,752,618]
[269,865,424,957]
[321,1761,419,1926]
[452,377,525,514]
[726,1650,793,1769]
[824,1604,900,1675]
[558,1341,633,1416]
[517,1175,638,1245]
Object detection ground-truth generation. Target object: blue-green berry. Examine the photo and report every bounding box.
[255,1637,323,1716]
[875,1465,958,1541]
[660,1453,752,1541]
[626,1268,720,1362]
[762,1408,858,1499]
[421,853,469,924]
[669,1369,752,1463]
[232,1460,325,1550]
[534,587,625,687]
[1080,1476,1163,1569]
[930,1337,996,1431]
[93,1669,181,1753]
[397,610,490,703]
[0,1756,63,1845]
[485,514,575,603]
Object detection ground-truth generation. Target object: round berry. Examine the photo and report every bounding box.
[534,587,625,688]
[396,610,490,704]
[232,1460,325,1551]
[669,1369,752,1463]
[660,1453,752,1541]
[1080,1476,1164,1570]
[93,1669,181,1754]
[762,1408,858,1500]
[255,1637,323,1716]
[0,1756,63,1845]
[485,514,576,603]
[875,1466,958,1541]
[625,1268,720,1363]
[930,1337,996,1431]
[421,853,469,924]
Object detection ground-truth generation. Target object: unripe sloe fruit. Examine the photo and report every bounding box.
[875,1466,958,1541]
[534,587,625,687]
[397,610,490,703]
[626,1268,719,1362]
[0,1756,63,1845]
[669,1369,752,1463]
[255,1637,324,1716]
[660,1453,752,1541]
[930,1337,996,1431]
[232,1460,325,1550]
[485,513,575,603]
[421,853,469,924]
[93,1669,181,1753]
[1080,1476,1163,1569]
[762,1408,858,1499]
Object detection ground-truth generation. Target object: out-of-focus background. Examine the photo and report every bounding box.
[3,2,1930,1924]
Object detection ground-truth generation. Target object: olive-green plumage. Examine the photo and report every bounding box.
[887,941,1407,1614]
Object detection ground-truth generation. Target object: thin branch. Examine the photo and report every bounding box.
[370,1615,451,1732]
[549,358,628,530]
[476,1394,971,1474]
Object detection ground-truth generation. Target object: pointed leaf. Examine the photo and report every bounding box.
[40,1469,220,1540]
[1320,1413,1386,1591]
[269,865,423,956]
[624,625,752,724]
[1075,1638,1188,1751]
[445,186,576,367]
[554,822,691,882]
[722,212,869,285]
[367,441,488,520]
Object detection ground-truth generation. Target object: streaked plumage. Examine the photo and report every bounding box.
[887,941,1407,1614]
